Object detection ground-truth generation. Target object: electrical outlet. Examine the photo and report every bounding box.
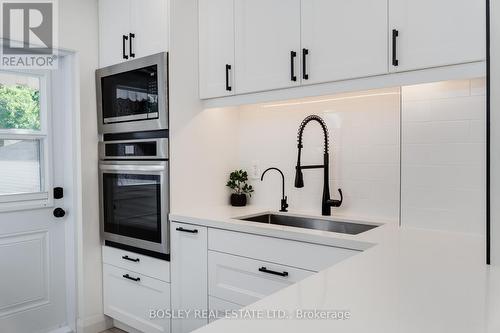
[250,160,260,180]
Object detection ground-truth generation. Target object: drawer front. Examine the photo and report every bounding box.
[208,228,359,272]
[208,296,241,323]
[208,251,313,306]
[103,264,170,333]
[102,245,170,282]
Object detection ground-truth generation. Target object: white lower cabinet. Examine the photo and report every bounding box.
[103,264,171,333]
[208,251,314,306]
[208,296,241,323]
[170,222,209,333]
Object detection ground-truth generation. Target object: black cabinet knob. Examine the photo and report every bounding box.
[53,208,66,218]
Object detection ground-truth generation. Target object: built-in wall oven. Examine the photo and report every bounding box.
[96,52,168,134]
[98,135,169,258]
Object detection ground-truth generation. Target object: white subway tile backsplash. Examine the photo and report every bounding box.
[239,89,400,223]
[402,80,471,101]
[234,78,485,234]
[401,79,486,234]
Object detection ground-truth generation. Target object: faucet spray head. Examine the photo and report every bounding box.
[294,165,304,188]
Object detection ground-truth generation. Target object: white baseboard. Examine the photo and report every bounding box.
[77,314,112,333]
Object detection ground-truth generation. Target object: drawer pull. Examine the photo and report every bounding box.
[122,255,140,262]
[258,266,289,277]
[176,227,198,234]
[122,274,140,282]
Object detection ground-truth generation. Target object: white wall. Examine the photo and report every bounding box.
[57,0,103,332]
[401,79,486,234]
[237,89,401,222]
[169,0,240,211]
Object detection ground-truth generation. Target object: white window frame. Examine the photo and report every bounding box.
[0,69,53,212]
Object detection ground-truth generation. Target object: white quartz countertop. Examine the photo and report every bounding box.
[170,206,500,333]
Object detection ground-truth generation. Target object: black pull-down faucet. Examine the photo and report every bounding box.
[261,167,289,212]
[294,115,343,216]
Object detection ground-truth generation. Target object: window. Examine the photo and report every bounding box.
[0,71,51,210]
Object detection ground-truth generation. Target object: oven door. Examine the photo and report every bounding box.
[99,160,169,254]
[96,52,168,134]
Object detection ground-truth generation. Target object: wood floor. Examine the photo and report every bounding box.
[100,328,127,333]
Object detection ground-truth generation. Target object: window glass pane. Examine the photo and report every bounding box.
[0,139,42,195]
[0,72,41,131]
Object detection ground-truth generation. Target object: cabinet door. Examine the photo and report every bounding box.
[301,0,388,85]
[98,0,131,67]
[130,0,169,59]
[170,222,208,333]
[234,0,301,94]
[389,0,485,72]
[103,264,170,333]
[199,0,235,99]
[208,251,314,306]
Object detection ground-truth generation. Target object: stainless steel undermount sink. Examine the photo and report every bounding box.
[238,214,379,235]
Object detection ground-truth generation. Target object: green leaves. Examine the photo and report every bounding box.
[0,84,41,131]
[226,169,255,196]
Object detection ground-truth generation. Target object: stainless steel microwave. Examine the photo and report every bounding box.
[96,52,168,134]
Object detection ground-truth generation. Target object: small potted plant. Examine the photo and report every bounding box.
[226,170,254,207]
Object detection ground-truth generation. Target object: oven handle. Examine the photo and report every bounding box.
[99,163,167,172]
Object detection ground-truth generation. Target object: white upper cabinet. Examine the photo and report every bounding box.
[234,0,301,94]
[389,0,485,72]
[130,0,169,60]
[199,0,235,99]
[98,0,169,68]
[197,0,486,99]
[99,0,131,67]
[301,0,388,84]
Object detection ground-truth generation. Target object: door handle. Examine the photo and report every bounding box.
[122,274,140,282]
[225,64,232,91]
[392,29,399,67]
[258,266,289,277]
[176,227,198,234]
[53,208,66,218]
[290,51,297,82]
[302,48,309,80]
[129,33,135,58]
[122,35,129,60]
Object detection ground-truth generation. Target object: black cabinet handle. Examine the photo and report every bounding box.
[122,255,140,262]
[225,64,232,91]
[176,227,198,234]
[129,33,135,58]
[122,35,129,60]
[290,51,297,81]
[392,29,399,67]
[122,274,140,282]
[259,266,289,277]
[302,48,309,80]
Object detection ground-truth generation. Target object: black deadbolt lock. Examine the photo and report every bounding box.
[54,187,64,199]
[53,208,66,218]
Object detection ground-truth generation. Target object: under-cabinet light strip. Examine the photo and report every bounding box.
[261,92,401,108]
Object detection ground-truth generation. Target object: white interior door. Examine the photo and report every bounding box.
[0,59,76,333]
[234,0,301,94]
[389,0,485,72]
[301,0,388,84]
